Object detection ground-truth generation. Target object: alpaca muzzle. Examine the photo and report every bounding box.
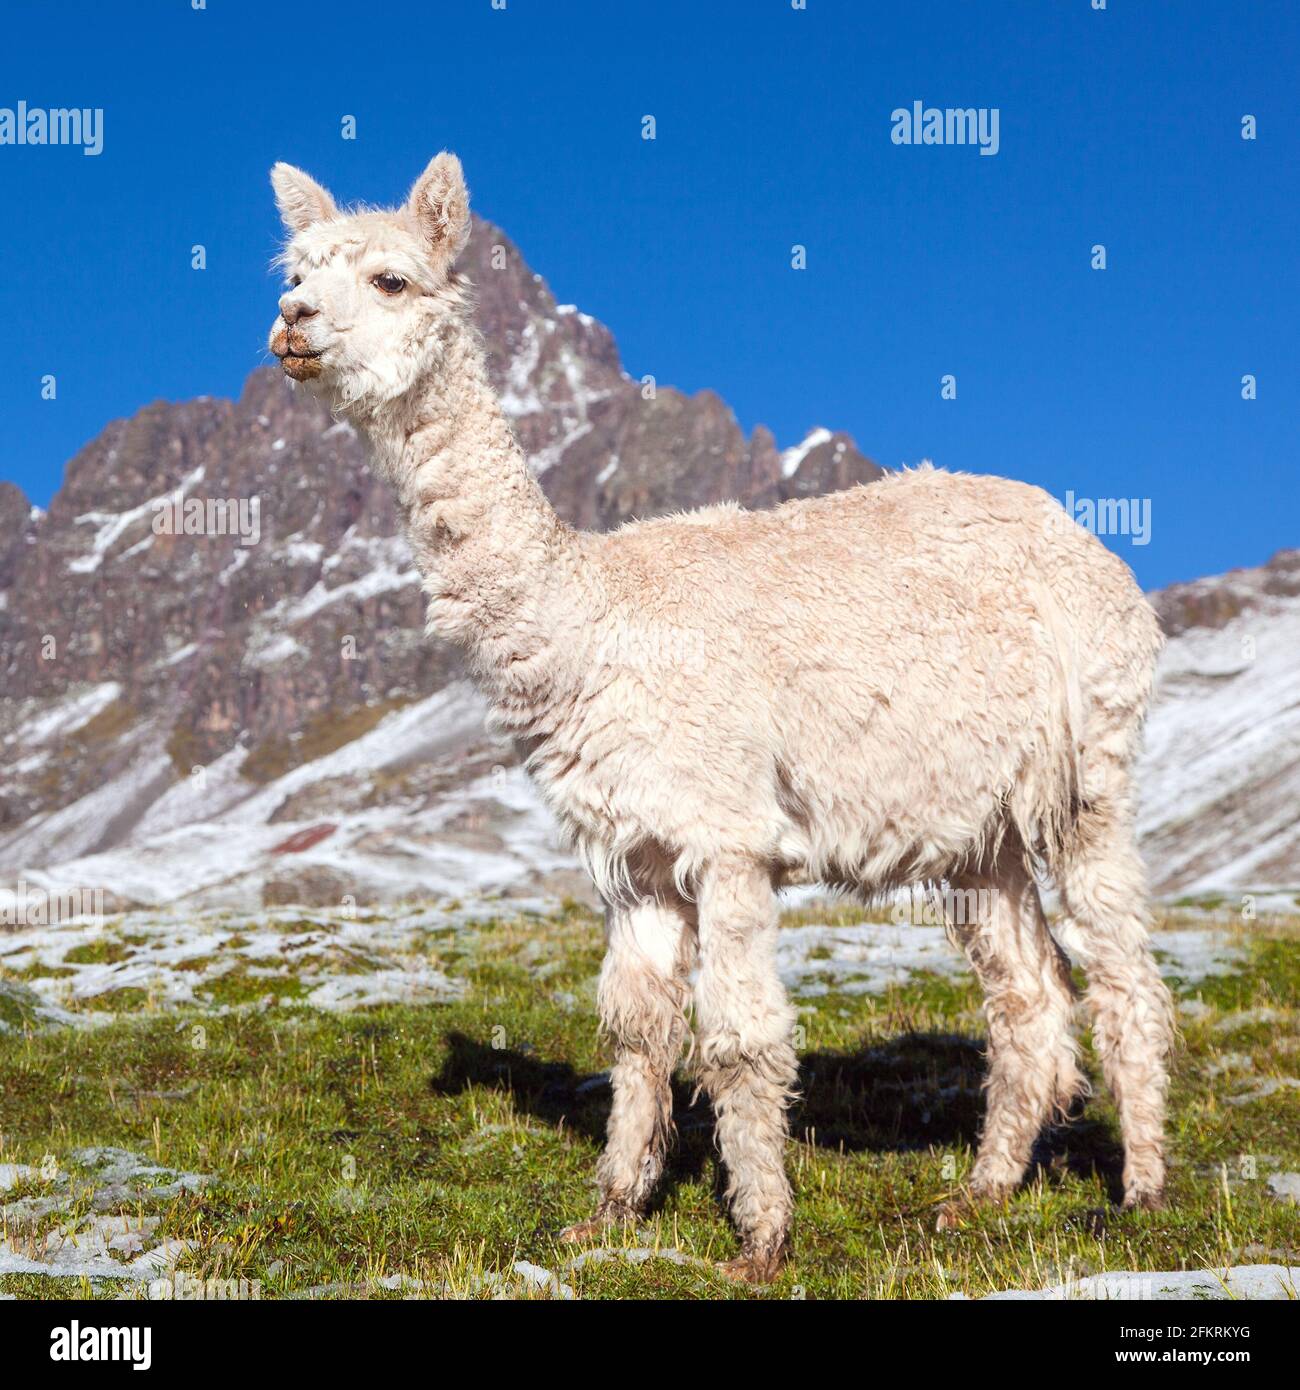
[271,323,324,380]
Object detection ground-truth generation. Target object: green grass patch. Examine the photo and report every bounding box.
[197,967,308,1007]
[62,939,133,967]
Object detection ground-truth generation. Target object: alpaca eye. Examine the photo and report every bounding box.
[288,274,302,288]
[373,272,406,295]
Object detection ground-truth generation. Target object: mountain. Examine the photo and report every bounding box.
[1138,548,1300,899]
[0,217,881,911]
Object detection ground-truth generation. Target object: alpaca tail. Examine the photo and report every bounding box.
[1009,570,1088,874]
[1016,555,1163,875]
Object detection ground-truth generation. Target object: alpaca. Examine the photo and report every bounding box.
[268,154,1174,1283]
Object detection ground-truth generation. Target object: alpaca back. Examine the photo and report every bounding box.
[534,467,1159,898]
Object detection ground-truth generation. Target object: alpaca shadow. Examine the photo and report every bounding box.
[794,1033,1126,1205]
[430,1031,719,1199]
[430,1029,1127,1212]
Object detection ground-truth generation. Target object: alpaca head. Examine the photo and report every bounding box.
[267,153,472,415]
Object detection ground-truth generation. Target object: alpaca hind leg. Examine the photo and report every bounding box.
[946,857,1084,1212]
[694,860,798,1283]
[560,896,694,1241]
[1057,812,1173,1209]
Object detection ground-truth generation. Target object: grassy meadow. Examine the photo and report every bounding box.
[1,897,1297,1300]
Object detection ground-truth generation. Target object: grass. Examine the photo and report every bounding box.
[0,901,1297,1300]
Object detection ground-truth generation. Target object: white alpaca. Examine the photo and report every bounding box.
[268,154,1173,1283]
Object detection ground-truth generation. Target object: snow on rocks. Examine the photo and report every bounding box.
[775,916,1253,998]
[1214,1006,1286,1033]
[1145,929,1248,982]
[0,1163,36,1190]
[780,427,832,479]
[0,980,94,1034]
[954,1264,1300,1301]
[0,899,518,1024]
[4,681,122,748]
[0,1148,207,1284]
[1139,595,1300,896]
[777,921,965,996]
[305,964,464,1011]
[2,893,1273,1032]
[7,682,576,914]
[564,1245,711,1273]
[300,1260,576,1301]
[1225,1076,1300,1106]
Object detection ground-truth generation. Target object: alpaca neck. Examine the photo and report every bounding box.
[357,318,590,705]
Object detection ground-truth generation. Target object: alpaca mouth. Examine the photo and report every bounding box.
[271,326,325,380]
[280,351,323,381]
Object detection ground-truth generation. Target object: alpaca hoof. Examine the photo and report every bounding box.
[557,1217,607,1244]
[934,1200,967,1234]
[716,1242,787,1285]
[934,1199,972,1231]
[1121,1187,1165,1213]
[936,1187,1007,1230]
[557,1202,637,1244]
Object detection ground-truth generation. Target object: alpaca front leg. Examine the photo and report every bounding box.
[560,898,693,1242]
[694,860,798,1283]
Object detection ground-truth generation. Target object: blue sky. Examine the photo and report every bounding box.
[0,0,1295,589]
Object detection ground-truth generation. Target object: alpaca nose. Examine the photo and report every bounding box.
[279,297,318,326]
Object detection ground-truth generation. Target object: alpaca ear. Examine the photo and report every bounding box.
[271,163,338,234]
[405,152,471,261]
